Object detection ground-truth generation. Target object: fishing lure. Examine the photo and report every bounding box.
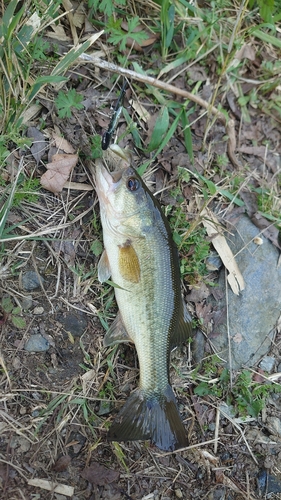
[102,82,128,151]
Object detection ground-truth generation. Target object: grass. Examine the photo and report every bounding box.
[0,0,280,495]
[192,356,281,419]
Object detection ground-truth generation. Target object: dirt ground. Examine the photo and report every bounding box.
[1,2,281,499]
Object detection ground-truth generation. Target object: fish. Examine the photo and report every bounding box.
[95,162,192,451]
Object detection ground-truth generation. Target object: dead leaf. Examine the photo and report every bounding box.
[235,44,256,61]
[188,283,210,302]
[22,103,42,124]
[52,240,76,265]
[202,209,245,295]
[46,24,71,41]
[81,462,119,486]
[40,153,78,194]
[26,127,47,164]
[187,64,208,82]
[129,99,151,123]
[238,145,267,158]
[52,454,71,472]
[51,132,75,154]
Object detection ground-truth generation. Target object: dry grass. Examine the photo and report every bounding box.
[0,0,280,498]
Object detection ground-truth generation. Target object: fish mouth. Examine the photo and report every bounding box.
[95,164,126,224]
[96,164,123,196]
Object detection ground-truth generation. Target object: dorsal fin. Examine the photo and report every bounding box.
[170,299,193,349]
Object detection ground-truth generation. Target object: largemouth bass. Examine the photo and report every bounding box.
[95,163,192,451]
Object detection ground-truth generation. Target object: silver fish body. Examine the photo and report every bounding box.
[95,164,192,451]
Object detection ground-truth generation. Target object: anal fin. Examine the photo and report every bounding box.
[104,312,133,347]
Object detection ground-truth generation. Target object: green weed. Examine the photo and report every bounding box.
[1,296,26,329]
[55,89,84,119]
[90,135,103,160]
[88,0,126,17]
[106,17,149,51]
[13,177,40,206]
[194,358,281,419]
[0,0,64,137]
[165,171,211,285]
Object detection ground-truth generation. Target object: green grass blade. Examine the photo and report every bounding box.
[51,32,104,76]
[252,28,281,49]
[147,106,169,152]
[181,109,194,162]
[138,107,184,176]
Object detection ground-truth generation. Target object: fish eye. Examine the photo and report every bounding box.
[126,177,139,192]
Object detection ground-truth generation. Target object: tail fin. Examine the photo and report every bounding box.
[107,385,188,451]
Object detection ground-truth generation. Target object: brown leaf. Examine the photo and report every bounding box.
[235,44,256,61]
[188,283,210,303]
[40,153,78,194]
[52,240,76,265]
[51,132,75,154]
[52,455,71,472]
[81,462,119,486]
[238,145,267,158]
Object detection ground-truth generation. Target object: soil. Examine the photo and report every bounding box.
[0,3,281,500]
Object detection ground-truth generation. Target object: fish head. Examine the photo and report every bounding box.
[95,164,158,237]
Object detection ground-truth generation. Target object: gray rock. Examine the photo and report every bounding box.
[259,356,275,372]
[258,470,281,495]
[22,271,44,291]
[24,334,49,352]
[207,215,281,370]
[56,312,88,338]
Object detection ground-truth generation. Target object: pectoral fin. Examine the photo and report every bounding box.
[118,241,140,284]
[171,299,193,349]
[98,250,111,283]
[104,311,133,347]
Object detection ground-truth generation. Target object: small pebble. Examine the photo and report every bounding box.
[22,271,44,291]
[259,356,275,373]
[175,489,183,498]
[33,306,44,315]
[24,334,49,352]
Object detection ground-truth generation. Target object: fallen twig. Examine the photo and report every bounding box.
[79,53,241,168]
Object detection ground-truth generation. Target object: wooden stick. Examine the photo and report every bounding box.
[80,54,241,168]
